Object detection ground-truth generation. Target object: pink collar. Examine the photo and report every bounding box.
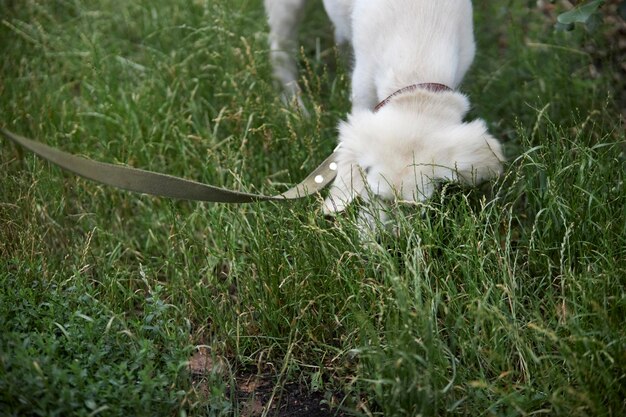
[373,83,453,113]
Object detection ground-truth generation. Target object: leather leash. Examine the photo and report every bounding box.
[0,127,339,203]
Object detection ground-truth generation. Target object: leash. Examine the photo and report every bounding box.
[0,127,339,203]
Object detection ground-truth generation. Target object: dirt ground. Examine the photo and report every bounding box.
[189,348,348,417]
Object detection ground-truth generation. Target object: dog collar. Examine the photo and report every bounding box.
[373,83,453,113]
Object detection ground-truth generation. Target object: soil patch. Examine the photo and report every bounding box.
[189,348,348,417]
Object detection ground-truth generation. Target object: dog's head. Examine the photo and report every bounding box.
[324,92,504,214]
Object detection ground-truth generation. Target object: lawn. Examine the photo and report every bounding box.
[1,1,624,416]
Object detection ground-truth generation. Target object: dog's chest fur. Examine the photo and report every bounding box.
[337,0,476,109]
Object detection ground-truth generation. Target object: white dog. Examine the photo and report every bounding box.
[265,0,504,229]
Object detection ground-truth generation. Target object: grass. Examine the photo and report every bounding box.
[1,0,625,416]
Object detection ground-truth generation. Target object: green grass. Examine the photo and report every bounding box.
[1,1,625,416]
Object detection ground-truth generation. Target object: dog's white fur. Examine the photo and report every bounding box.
[265,0,504,227]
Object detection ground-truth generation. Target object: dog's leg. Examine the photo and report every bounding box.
[264,0,309,108]
[349,64,377,111]
[322,0,354,78]
[322,0,353,47]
